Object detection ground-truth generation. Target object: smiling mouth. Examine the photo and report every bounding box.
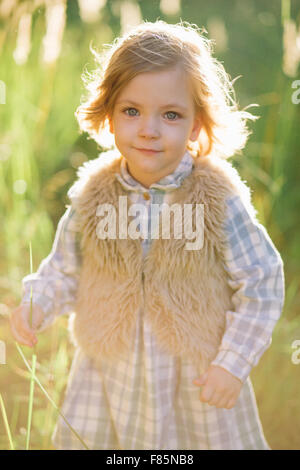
[135,148,161,153]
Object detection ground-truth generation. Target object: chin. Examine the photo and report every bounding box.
[138,163,163,173]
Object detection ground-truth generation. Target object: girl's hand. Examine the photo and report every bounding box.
[193,365,243,409]
[9,304,44,348]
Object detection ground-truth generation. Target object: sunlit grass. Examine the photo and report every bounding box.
[15,343,90,450]
[0,393,14,450]
[25,353,36,450]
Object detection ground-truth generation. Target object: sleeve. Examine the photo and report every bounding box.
[20,205,81,332]
[210,194,285,383]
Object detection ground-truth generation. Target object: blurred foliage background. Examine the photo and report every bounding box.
[0,0,299,450]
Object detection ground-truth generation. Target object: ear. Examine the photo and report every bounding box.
[189,114,202,142]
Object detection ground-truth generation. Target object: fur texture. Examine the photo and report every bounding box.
[67,150,258,373]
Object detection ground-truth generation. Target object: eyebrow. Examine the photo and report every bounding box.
[116,99,188,112]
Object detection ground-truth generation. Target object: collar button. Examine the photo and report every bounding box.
[143,192,150,200]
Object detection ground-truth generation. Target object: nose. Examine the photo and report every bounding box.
[138,116,160,139]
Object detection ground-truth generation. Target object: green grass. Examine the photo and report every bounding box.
[0,392,14,450]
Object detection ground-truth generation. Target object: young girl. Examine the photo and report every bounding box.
[10,20,285,450]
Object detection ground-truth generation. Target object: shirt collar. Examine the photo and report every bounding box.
[115,150,194,193]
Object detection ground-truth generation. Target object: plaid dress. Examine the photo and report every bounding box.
[21,151,285,450]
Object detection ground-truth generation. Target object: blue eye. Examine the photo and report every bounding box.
[124,107,138,116]
[165,111,179,120]
[122,107,180,120]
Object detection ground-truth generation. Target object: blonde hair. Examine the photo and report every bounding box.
[75,20,259,159]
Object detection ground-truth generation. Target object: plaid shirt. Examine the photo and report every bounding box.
[21,150,285,450]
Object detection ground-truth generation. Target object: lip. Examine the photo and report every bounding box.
[135,147,161,154]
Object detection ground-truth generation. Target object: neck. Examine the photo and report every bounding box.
[125,171,158,189]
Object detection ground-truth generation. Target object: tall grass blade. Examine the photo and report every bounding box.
[29,242,33,330]
[25,354,37,450]
[15,342,90,450]
[0,393,15,450]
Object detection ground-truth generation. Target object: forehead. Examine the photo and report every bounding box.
[116,66,194,109]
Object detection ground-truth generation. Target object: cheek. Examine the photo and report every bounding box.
[164,125,188,144]
[116,120,135,139]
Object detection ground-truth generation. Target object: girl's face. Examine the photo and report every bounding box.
[109,66,202,188]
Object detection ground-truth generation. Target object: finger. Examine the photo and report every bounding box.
[206,390,229,407]
[20,306,41,329]
[21,306,43,331]
[207,392,224,407]
[199,385,214,403]
[10,313,37,344]
[32,313,44,330]
[12,311,36,341]
[194,371,209,386]
[10,320,36,347]
[214,395,231,409]
[11,316,35,344]
[32,316,43,330]
[224,398,237,410]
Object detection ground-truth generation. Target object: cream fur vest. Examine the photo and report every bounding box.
[67,150,257,373]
